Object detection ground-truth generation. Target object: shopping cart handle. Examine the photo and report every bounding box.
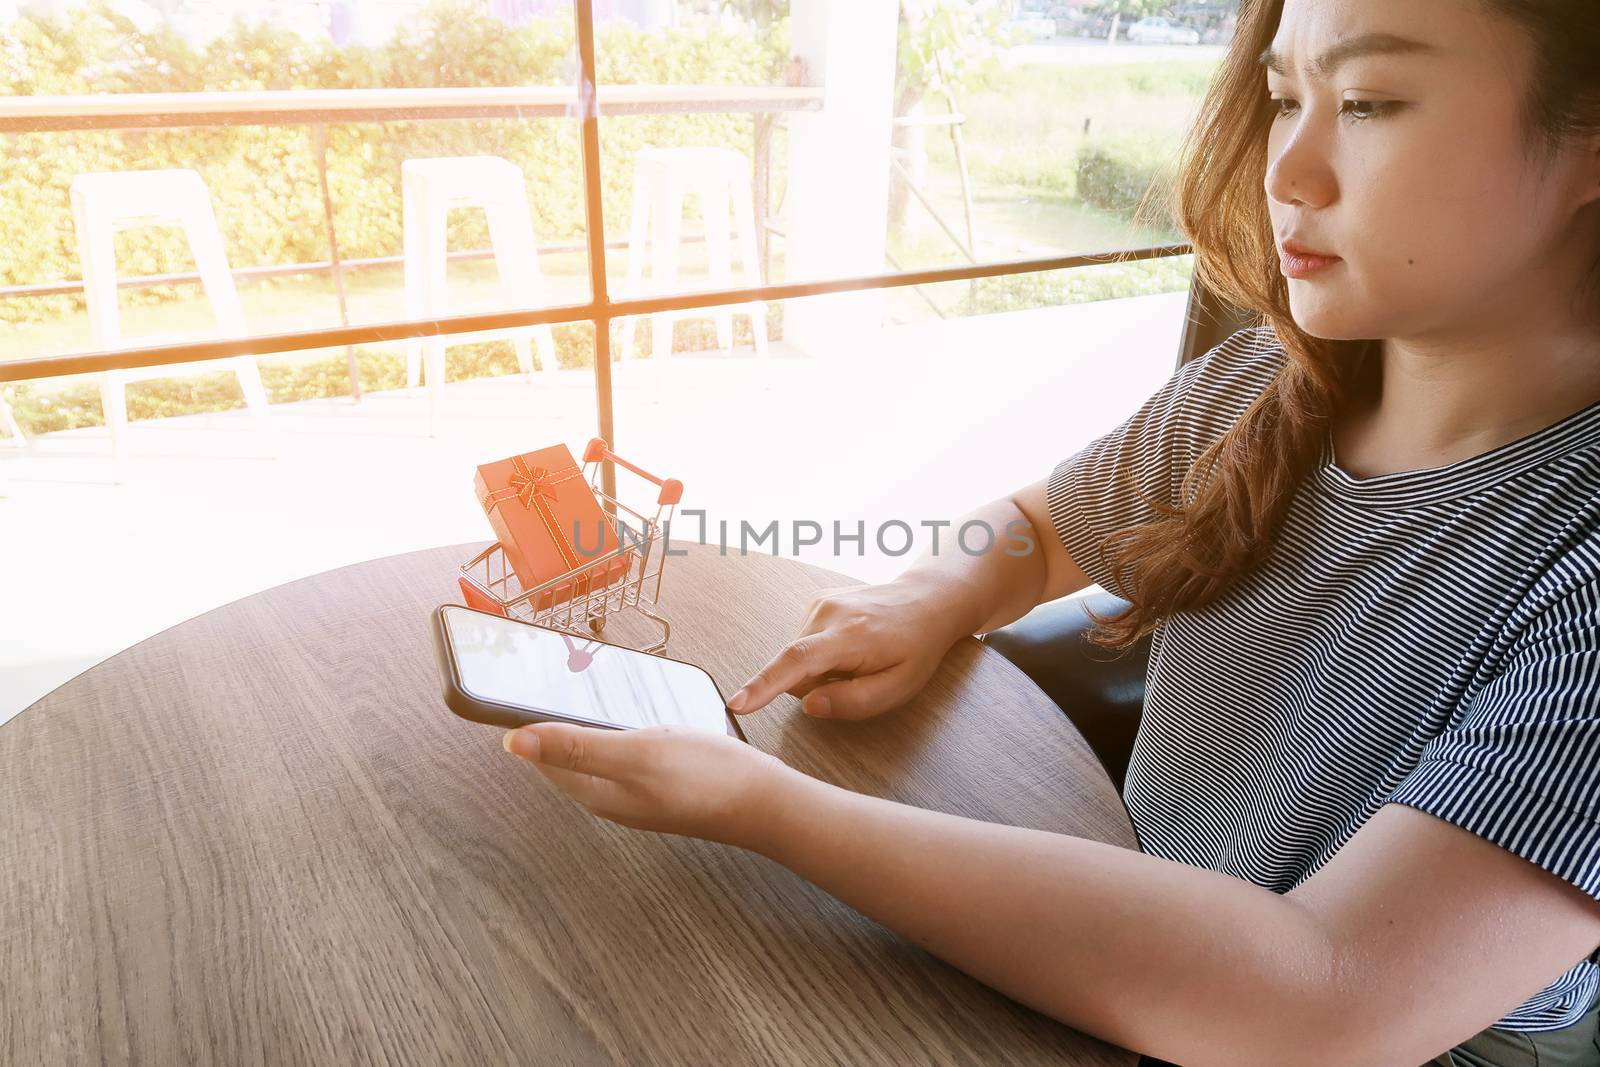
[583,436,683,507]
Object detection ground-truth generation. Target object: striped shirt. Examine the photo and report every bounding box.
[1045,325,1600,1032]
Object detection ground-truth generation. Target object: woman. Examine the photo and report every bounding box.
[500,0,1600,1062]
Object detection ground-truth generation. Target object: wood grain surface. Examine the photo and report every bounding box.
[1,541,1139,1066]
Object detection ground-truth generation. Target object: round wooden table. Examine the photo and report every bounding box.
[1,541,1139,1065]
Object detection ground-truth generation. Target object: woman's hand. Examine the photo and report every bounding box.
[726,578,978,721]
[501,721,803,851]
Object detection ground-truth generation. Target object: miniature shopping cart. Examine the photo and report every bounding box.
[458,437,683,654]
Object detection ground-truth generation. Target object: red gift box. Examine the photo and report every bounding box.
[473,443,632,611]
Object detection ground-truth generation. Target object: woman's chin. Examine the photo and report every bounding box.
[1288,298,1378,342]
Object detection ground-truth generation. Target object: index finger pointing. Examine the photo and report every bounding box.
[727,634,842,715]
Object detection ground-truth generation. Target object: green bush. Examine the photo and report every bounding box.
[961,256,1193,316]
[1074,133,1175,217]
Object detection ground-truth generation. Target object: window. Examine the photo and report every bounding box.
[0,0,1224,572]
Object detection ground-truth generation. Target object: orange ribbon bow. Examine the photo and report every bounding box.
[483,456,587,573]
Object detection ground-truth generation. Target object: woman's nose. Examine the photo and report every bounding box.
[1265,123,1337,209]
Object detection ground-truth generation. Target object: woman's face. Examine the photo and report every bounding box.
[1263,0,1599,343]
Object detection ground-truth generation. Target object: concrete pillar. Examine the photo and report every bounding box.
[783,0,899,358]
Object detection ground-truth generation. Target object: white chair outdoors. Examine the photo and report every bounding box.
[70,168,270,463]
[619,147,769,361]
[401,156,558,434]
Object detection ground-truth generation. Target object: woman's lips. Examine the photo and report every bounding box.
[1279,243,1341,279]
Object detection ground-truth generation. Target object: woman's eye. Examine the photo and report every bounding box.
[1268,95,1395,121]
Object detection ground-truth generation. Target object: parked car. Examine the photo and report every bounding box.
[1047,5,1085,34]
[1169,3,1238,43]
[1125,16,1202,45]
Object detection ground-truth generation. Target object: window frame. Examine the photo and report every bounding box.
[0,0,1193,498]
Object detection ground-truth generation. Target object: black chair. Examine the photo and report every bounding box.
[979,589,1151,793]
[976,277,1256,1067]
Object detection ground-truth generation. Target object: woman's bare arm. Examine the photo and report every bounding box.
[758,774,1326,1065]
[891,476,1095,638]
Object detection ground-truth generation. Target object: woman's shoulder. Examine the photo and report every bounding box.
[1168,324,1288,434]
[1187,323,1287,387]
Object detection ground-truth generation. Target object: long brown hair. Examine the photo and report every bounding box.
[1083,0,1600,651]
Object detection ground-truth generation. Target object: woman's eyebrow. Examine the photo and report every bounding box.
[1257,33,1438,79]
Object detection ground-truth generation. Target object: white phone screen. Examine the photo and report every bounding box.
[442,606,730,734]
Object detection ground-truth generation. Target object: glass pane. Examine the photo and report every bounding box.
[889,5,1232,270]
[590,0,1225,353]
[0,0,588,393]
[0,320,602,720]
[605,268,1192,584]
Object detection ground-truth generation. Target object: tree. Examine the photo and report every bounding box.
[888,0,1010,234]
[715,0,784,26]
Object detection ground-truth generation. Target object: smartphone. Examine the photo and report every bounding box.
[430,604,746,741]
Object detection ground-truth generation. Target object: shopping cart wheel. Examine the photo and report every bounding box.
[589,619,605,636]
